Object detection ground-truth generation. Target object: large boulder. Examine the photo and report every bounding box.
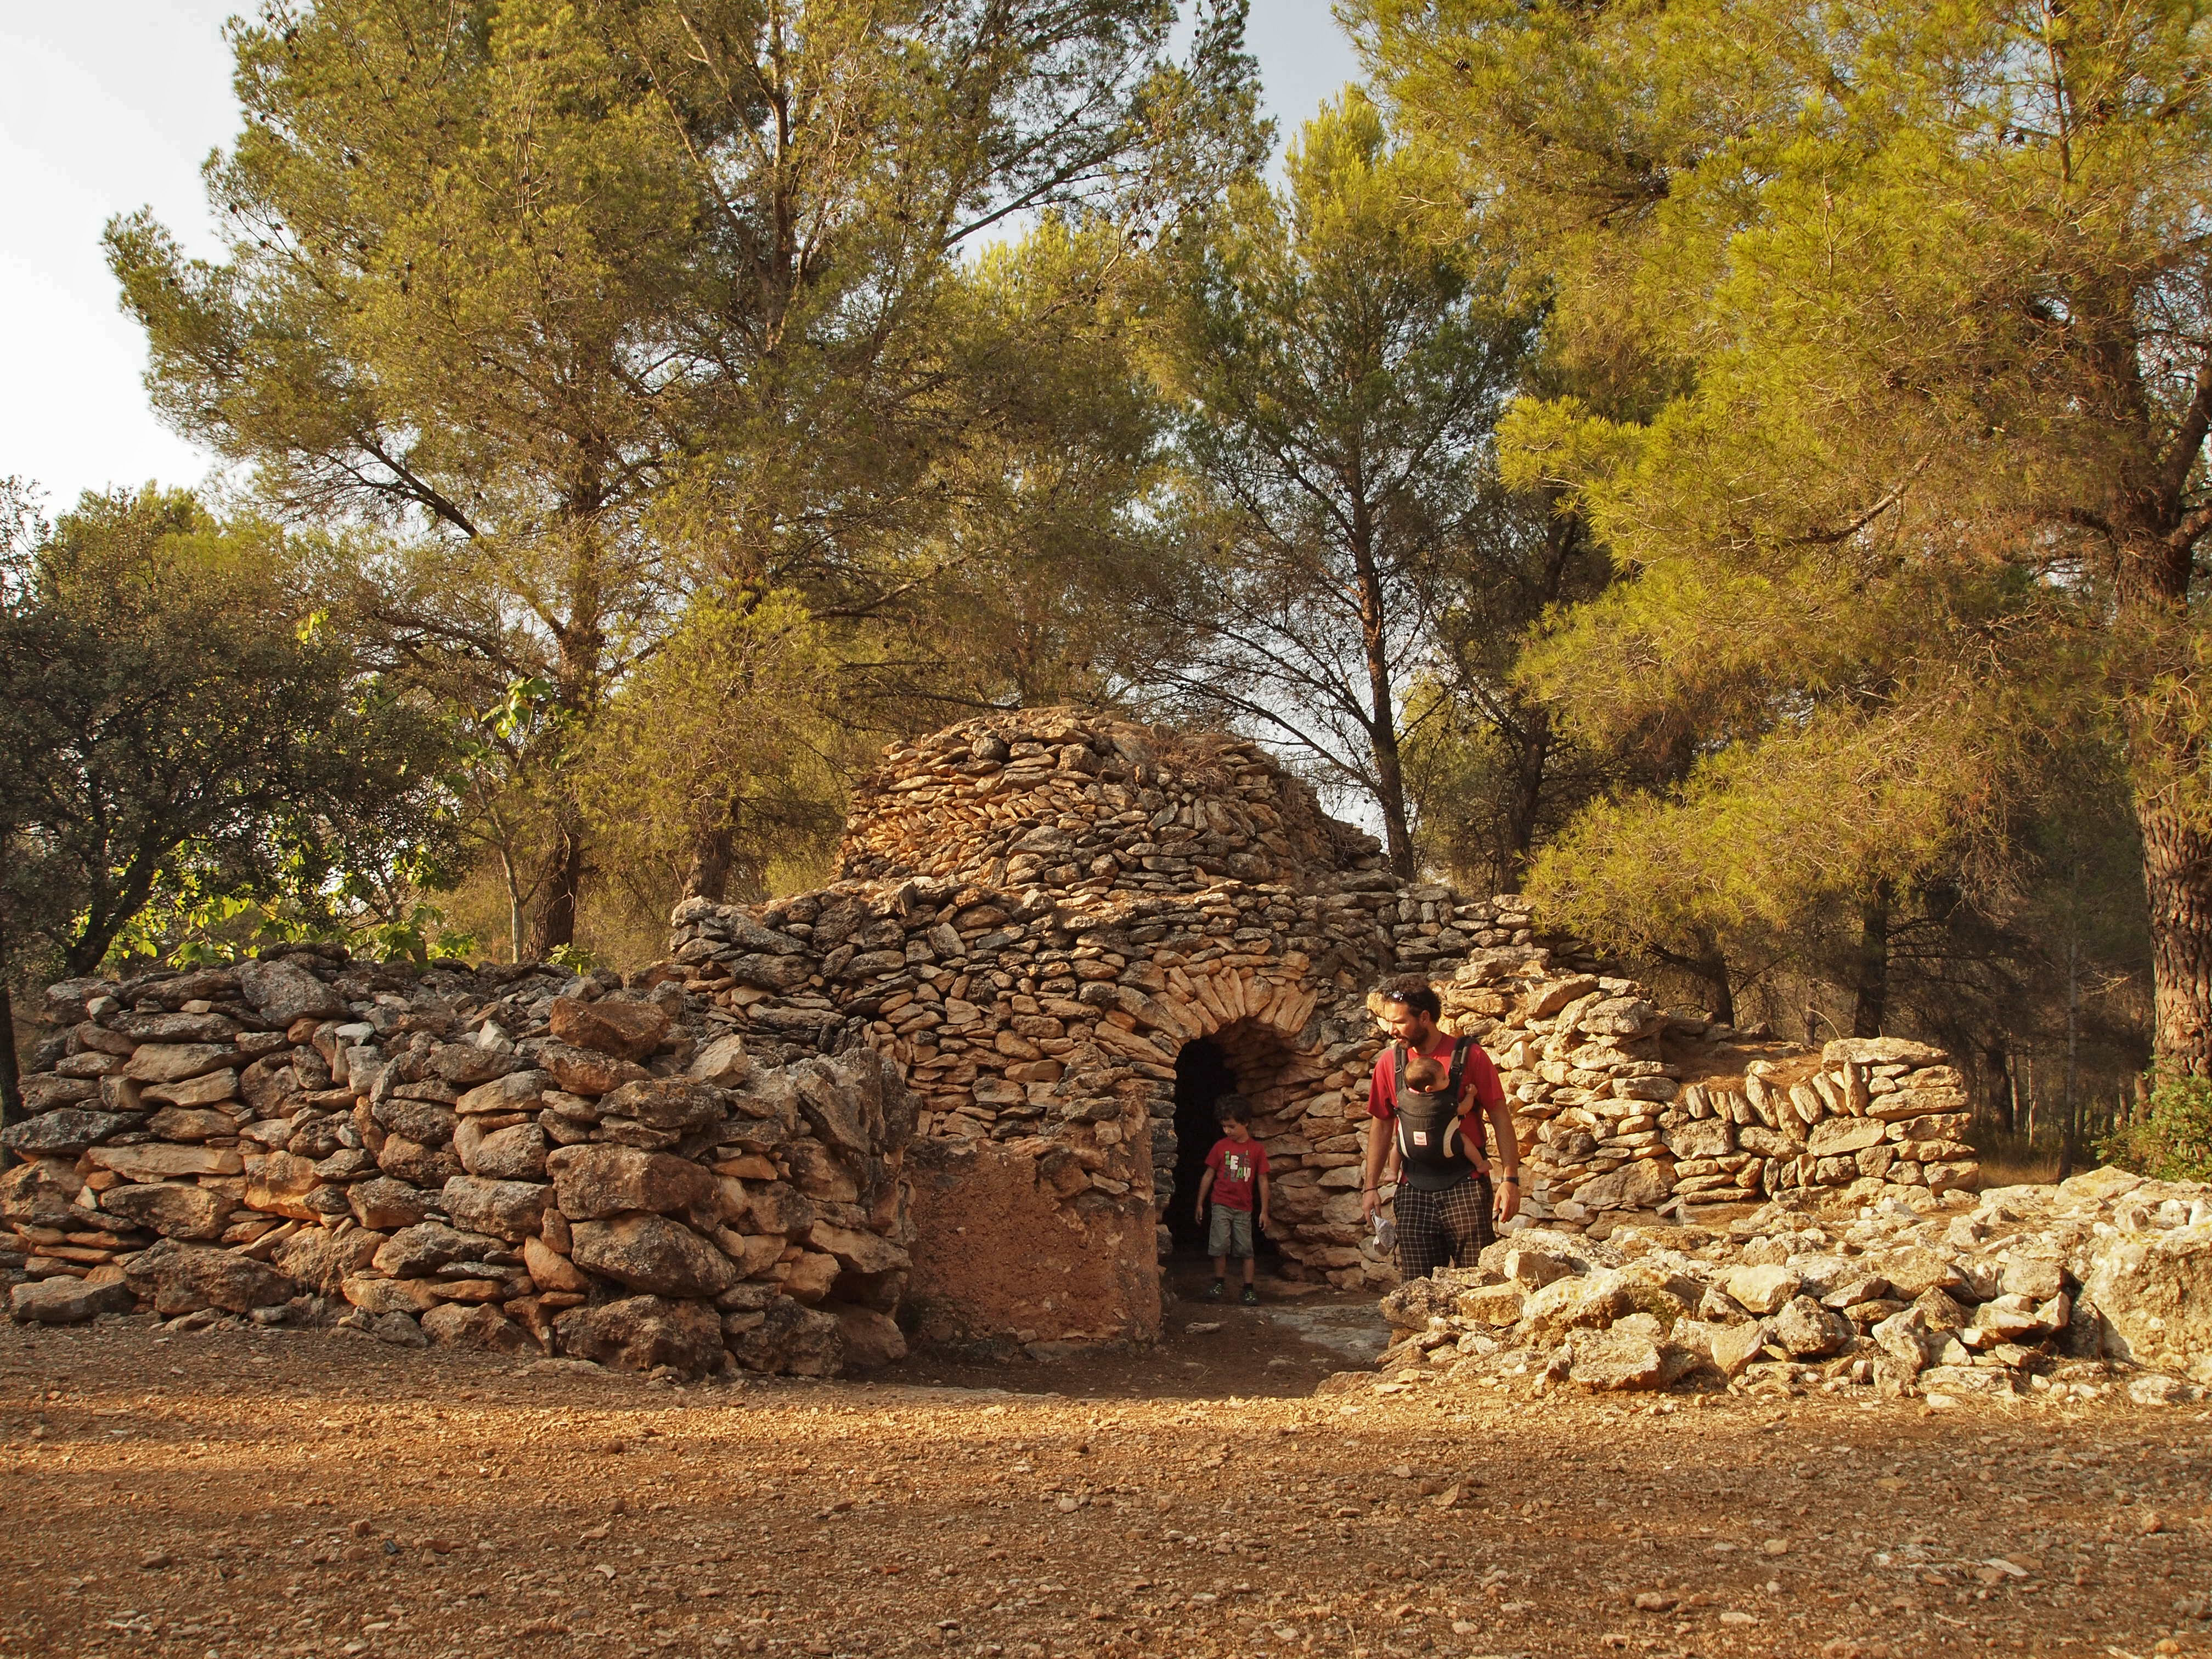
[1571,1158,1675,1212]
[124,1239,294,1317]
[546,1143,714,1219]
[98,1182,230,1240]
[555,1295,724,1376]
[570,1214,738,1298]
[2076,1219,2212,1384]
[1520,1267,1691,1348]
[237,957,345,1024]
[549,996,671,1061]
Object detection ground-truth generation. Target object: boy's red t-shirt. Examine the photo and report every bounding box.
[1204,1136,1268,1211]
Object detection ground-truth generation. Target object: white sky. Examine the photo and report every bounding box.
[0,0,1356,516]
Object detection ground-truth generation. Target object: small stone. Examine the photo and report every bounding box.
[1632,1592,1678,1612]
[1760,1538,1790,1556]
[1720,1265,1800,1316]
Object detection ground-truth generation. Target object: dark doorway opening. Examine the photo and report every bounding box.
[1167,1036,1278,1261]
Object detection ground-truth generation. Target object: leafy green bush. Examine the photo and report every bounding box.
[2100,1074,2212,1183]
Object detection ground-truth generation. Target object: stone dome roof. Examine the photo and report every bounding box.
[836,708,1381,893]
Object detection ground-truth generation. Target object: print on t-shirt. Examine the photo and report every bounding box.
[1203,1136,1268,1212]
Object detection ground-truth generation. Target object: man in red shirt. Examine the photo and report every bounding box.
[1359,979,1521,1277]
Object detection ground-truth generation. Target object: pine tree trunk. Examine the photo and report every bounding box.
[685,796,739,904]
[528,820,584,958]
[0,975,20,1128]
[2134,790,2212,1074]
[1850,883,1891,1038]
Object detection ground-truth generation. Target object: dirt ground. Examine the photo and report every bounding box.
[3,1280,2208,1659]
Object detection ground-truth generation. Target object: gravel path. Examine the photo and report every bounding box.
[3,1317,2206,1659]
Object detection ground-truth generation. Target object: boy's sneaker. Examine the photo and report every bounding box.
[1239,1286,1260,1306]
[1203,1279,1224,1302]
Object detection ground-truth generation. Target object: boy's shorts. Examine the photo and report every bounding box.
[1208,1206,1255,1259]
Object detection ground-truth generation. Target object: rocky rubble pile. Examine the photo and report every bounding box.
[1361,1166,2212,1402]
[2,949,917,1376]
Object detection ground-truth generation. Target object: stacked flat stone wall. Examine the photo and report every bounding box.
[4,953,916,1377]
[5,708,1985,1357]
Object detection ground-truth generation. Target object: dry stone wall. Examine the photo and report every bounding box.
[4,952,917,1378]
[4,708,1991,1356]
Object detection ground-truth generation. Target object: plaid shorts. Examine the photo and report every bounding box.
[1394,1174,1496,1279]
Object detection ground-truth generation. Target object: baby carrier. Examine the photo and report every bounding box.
[1389,1036,1484,1192]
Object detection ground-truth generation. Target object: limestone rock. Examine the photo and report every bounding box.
[348,1177,432,1232]
[373,1222,502,1278]
[98,1181,229,1240]
[555,1294,725,1376]
[455,1070,552,1115]
[537,1041,650,1097]
[725,1296,845,1376]
[1,1108,136,1158]
[274,1227,385,1296]
[596,1078,724,1133]
[461,1121,548,1181]
[546,1143,713,1220]
[125,1239,294,1316]
[1562,1326,1671,1390]
[549,996,672,1061]
[145,1104,237,1141]
[1720,1264,1800,1316]
[10,1275,134,1324]
[1771,1294,1852,1357]
[376,1136,461,1189]
[236,957,345,1024]
[522,1234,591,1294]
[247,1150,323,1220]
[441,1176,550,1242]
[422,1301,534,1353]
[805,1219,910,1276]
[2076,1220,2212,1383]
[830,1304,909,1369]
[0,1158,86,1226]
[571,1213,738,1298]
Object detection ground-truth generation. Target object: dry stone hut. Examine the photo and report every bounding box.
[668,709,1981,1351]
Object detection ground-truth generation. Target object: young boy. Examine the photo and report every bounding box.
[1194,1096,1270,1305]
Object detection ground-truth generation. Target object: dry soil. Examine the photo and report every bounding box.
[2,1289,2207,1659]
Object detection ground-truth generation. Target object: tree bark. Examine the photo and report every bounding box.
[685,794,740,904]
[2134,792,2212,1074]
[0,975,20,1128]
[527,818,584,958]
[1850,882,1891,1038]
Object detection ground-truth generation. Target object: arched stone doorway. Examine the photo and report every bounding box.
[1159,1014,1314,1259]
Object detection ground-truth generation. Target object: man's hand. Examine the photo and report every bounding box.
[1493,1178,1521,1225]
[1359,1186,1379,1221]
[1195,1201,1207,1223]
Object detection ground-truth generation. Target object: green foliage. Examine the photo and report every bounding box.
[1356,0,2209,1063]
[0,486,456,979]
[1138,91,1538,874]
[2101,1073,2212,1184]
[109,0,1262,953]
